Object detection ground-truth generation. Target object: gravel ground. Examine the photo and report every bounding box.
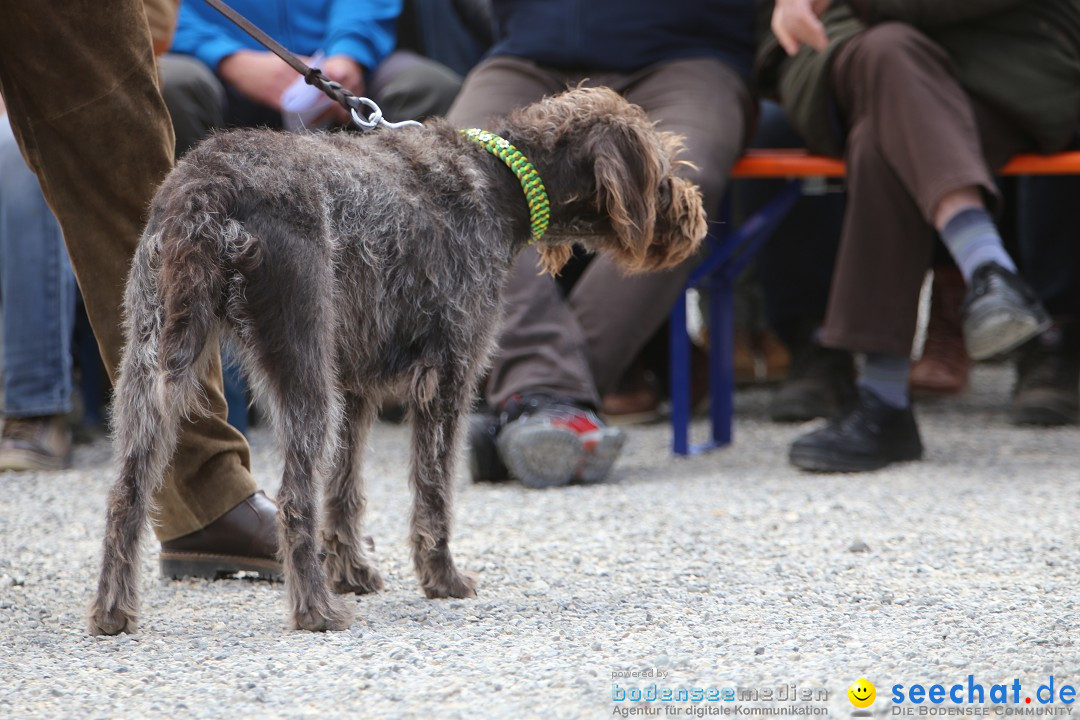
[1,363,1078,720]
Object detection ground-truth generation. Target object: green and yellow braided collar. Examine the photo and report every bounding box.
[461,128,550,243]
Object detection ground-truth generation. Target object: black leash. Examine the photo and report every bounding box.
[201,0,419,130]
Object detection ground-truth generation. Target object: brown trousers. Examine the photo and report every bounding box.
[446,56,752,407]
[0,0,256,539]
[821,23,1036,358]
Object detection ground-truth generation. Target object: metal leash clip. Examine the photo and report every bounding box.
[347,96,423,132]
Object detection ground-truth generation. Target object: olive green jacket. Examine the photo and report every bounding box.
[755,0,1080,156]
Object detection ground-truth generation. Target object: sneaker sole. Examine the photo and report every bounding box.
[789,444,922,473]
[497,424,584,488]
[499,425,625,486]
[577,428,626,483]
[965,309,1051,361]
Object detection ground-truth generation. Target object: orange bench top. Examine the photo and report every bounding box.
[731,149,1080,179]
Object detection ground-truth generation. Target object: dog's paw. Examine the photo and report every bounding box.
[292,596,353,632]
[323,545,385,595]
[322,534,383,595]
[422,570,478,600]
[329,563,385,595]
[87,602,138,636]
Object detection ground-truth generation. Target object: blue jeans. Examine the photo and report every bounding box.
[0,116,251,431]
[0,115,76,417]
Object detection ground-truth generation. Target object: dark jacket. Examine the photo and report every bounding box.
[755,0,1080,156]
[489,0,757,80]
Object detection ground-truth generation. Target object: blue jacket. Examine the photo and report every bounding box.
[488,0,755,79]
[170,0,401,72]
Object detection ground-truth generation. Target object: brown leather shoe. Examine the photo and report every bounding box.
[911,268,970,395]
[733,328,758,385]
[0,414,72,472]
[602,361,663,425]
[759,330,792,384]
[159,491,282,581]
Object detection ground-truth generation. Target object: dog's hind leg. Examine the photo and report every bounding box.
[87,364,181,635]
[88,256,191,635]
[408,369,478,599]
[322,393,384,595]
[244,286,352,630]
[269,366,353,630]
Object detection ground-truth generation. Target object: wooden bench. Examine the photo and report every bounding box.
[669,150,1080,455]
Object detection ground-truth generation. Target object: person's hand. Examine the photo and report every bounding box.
[322,55,365,97]
[218,50,300,111]
[315,55,366,125]
[772,0,833,55]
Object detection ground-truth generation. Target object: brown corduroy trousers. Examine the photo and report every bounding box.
[821,23,1036,358]
[0,0,256,539]
[446,55,752,408]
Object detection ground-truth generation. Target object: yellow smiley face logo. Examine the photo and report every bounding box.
[848,679,876,708]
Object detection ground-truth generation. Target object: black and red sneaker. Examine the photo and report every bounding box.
[493,394,625,488]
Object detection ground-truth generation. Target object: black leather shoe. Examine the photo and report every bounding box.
[963,262,1051,361]
[789,388,923,472]
[468,411,511,482]
[1011,321,1080,426]
[770,344,857,423]
[160,491,282,581]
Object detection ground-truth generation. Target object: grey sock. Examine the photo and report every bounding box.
[858,353,911,409]
[940,207,1016,283]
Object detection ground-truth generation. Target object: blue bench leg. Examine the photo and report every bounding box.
[707,276,734,448]
[669,274,734,455]
[669,179,806,455]
[669,291,691,456]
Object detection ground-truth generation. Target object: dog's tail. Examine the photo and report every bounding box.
[113,178,255,475]
[112,214,217,464]
[160,187,243,386]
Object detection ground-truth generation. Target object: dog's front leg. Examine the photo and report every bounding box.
[322,394,384,595]
[408,378,478,599]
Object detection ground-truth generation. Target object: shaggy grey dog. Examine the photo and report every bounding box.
[88,86,707,634]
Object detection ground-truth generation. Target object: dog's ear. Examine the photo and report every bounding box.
[590,122,667,271]
[643,176,708,269]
